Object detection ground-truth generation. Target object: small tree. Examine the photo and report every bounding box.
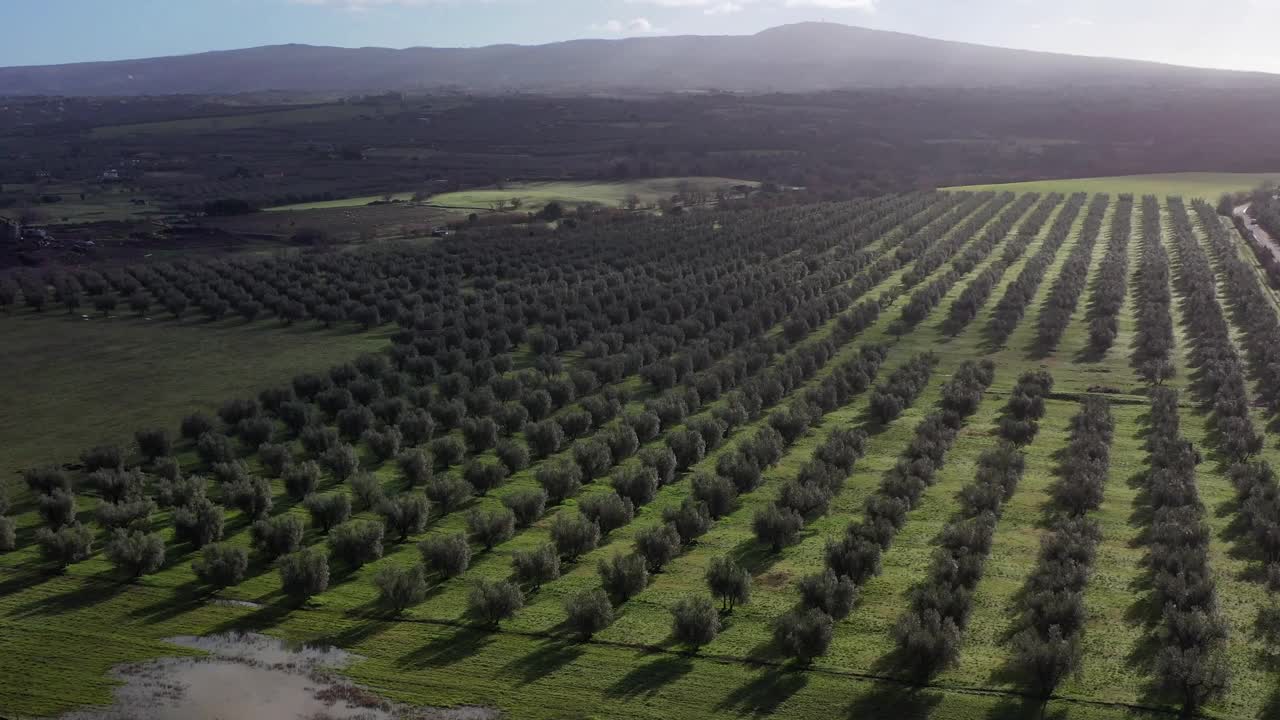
[374,563,428,614]
[537,458,583,504]
[174,497,225,548]
[350,472,385,511]
[328,520,385,568]
[378,492,431,542]
[181,412,215,441]
[565,588,614,640]
[753,504,803,552]
[550,512,599,561]
[397,448,432,487]
[259,443,294,479]
[225,477,273,520]
[634,523,681,573]
[419,533,471,578]
[36,523,94,570]
[467,508,516,550]
[193,543,248,589]
[706,556,751,611]
[512,543,561,590]
[671,595,720,649]
[283,460,320,499]
[495,439,530,474]
[503,488,548,527]
[797,570,857,620]
[280,548,330,603]
[773,608,833,664]
[38,488,77,528]
[105,528,166,579]
[468,579,524,626]
[598,552,648,602]
[81,444,124,472]
[323,443,360,481]
[304,492,351,533]
[578,492,634,536]
[463,460,509,496]
[249,514,305,559]
[24,466,71,495]
[664,499,711,545]
[424,475,474,514]
[135,428,172,460]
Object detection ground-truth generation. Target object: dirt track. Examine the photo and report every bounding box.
[1235,203,1280,263]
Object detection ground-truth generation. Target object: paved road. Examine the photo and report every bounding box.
[1235,203,1280,263]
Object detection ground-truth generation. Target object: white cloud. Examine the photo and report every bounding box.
[783,0,876,9]
[626,0,875,12]
[591,17,665,35]
[705,1,745,14]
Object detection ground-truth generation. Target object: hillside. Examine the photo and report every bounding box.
[1,22,1277,96]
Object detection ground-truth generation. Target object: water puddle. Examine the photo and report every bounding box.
[57,632,501,720]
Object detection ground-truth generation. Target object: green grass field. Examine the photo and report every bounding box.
[265,177,758,213]
[946,172,1280,200]
[0,311,388,489]
[89,104,373,138]
[4,193,1280,719]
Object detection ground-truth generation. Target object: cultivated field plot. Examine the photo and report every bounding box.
[946,172,1280,200]
[5,190,1280,720]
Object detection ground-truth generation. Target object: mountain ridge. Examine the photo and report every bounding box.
[1,22,1276,96]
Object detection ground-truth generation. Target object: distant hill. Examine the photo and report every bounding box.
[2,22,1277,96]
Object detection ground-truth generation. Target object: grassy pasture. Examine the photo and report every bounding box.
[5,191,1280,719]
[88,104,373,138]
[265,177,758,213]
[946,172,1280,200]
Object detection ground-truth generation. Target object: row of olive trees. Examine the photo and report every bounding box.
[890,369,1053,679]
[1084,194,1134,354]
[1033,194,1110,353]
[1130,195,1176,384]
[984,193,1090,346]
[941,193,1062,336]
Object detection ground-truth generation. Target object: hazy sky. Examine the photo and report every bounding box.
[6,0,1280,73]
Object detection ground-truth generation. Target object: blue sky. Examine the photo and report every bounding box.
[7,0,1280,73]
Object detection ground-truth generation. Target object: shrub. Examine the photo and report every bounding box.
[634,523,682,573]
[579,492,634,535]
[37,523,93,570]
[104,529,165,578]
[135,428,172,460]
[503,488,548,527]
[671,595,720,648]
[706,556,751,611]
[550,512,599,560]
[798,570,857,620]
[374,564,428,613]
[38,489,77,528]
[224,477,273,520]
[96,497,155,530]
[692,473,738,519]
[174,497,225,548]
[196,432,236,465]
[397,449,432,487]
[512,543,561,590]
[280,548,330,602]
[81,444,124,472]
[323,443,360,481]
[250,514,305,559]
[495,439,531,474]
[24,466,70,496]
[304,492,351,533]
[537,458,584,504]
[424,475,474,514]
[773,608,834,664]
[664,499,711,544]
[428,436,466,468]
[598,553,649,602]
[328,520,385,567]
[463,460,509,496]
[467,508,516,550]
[181,412,215,441]
[468,579,524,626]
[350,472,385,511]
[419,533,472,578]
[193,542,248,589]
[378,492,431,541]
[565,588,615,640]
[753,504,803,552]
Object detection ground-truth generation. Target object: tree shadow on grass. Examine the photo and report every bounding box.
[604,653,694,699]
[842,682,942,720]
[503,638,585,686]
[208,592,296,636]
[982,694,1068,720]
[126,580,208,624]
[715,666,808,717]
[396,623,493,671]
[7,570,129,617]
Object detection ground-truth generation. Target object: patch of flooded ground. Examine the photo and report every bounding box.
[57,631,500,720]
